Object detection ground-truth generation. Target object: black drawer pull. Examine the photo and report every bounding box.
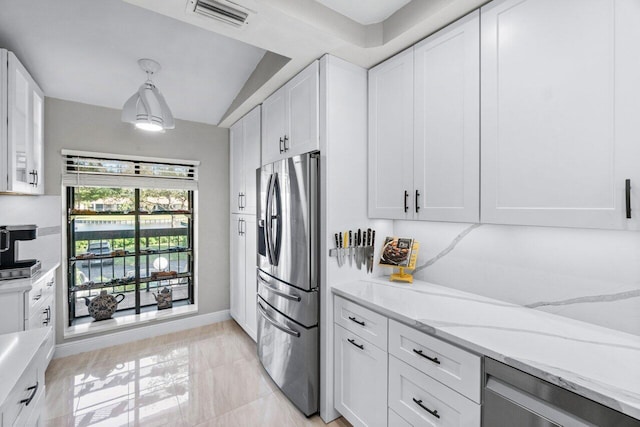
[626,179,632,219]
[413,398,440,419]
[347,338,364,350]
[20,382,39,406]
[404,190,409,213]
[348,316,365,326]
[415,190,420,213]
[413,349,440,364]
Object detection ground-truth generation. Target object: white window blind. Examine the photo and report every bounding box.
[61,150,199,191]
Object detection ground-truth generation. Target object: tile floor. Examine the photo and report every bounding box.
[44,320,351,427]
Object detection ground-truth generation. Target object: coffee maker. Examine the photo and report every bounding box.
[0,225,42,280]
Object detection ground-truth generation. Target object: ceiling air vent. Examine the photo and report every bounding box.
[186,0,251,27]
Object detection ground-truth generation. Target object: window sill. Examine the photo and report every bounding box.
[64,304,198,339]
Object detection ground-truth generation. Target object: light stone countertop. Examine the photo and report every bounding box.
[0,262,60,294]
[332,278,640,420]
[0,327,50,406]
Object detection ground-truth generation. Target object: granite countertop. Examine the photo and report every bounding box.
[332,278,640,420]
[0,327,50,405]
[0,262,60,294]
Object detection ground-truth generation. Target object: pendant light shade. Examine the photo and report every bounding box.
[122,59,175,132]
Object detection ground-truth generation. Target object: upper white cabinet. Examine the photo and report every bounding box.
[368,12,480,222]
[261,61,319,165]
[230,106,261,214]
[1,49,44,194]
[413,11,479,222]
[481,0,640,230]
[368,48,414,220]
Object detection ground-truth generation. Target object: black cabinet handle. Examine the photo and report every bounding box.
[348,316,365,326]
[279,137,284,154]
[29,170,37,186]
[20,382,39,406]
[412,398,440,419]
[415,190,420,213]
[284,135,289,152]
[626,179,631,219]
[413,349,440,364]
[347,338,364,350]
[404,190,409,213]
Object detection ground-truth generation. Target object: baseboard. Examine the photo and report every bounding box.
[54,309,231,359]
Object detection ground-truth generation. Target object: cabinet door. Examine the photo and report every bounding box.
[368,48,415,219]
[243,215,257,341]
[243,107,261,215]
[261,85,286,166]
[285,61,319,158]
[413,11,479,223]
[230,118,245,213]
[230,215,246,324]
[7,52,34,193]
[30,88,44,194]
[334,324,387,427]
[481,0,640,230]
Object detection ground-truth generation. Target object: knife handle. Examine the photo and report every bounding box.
[335,233,340,249]
[349,231,353,248]
[344,231,349,248]
[367,228,372,246]
[371,230,375,247]
[357,229,361,246]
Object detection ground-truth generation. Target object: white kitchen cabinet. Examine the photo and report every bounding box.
[334,295,482,427]
[230,106,261,214]
[368,48,414,220]
[230,214,257,341]
[0,266,57,363]
[413,11,479,222]
[481,0,640,230]
[0,328,50,427]
[368,12,479,222]
[1,49,44,194]
[261,61,319,165]
[334,324,387,427]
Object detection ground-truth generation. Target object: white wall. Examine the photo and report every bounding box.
[24,97,230,344]
[393,220,640,336]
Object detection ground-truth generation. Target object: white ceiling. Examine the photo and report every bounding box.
[315,0,412,25]
[0,0,266,125]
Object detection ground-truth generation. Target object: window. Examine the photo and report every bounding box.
[62,151,198,326]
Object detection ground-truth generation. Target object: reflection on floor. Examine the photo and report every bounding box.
[44,320,351,427]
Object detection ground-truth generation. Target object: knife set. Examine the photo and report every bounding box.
[329,228,376,273]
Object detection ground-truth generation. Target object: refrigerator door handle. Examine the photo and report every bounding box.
[272,173,282,266]
[264,174,276,265]
[257,273,302,301]
[258,302,300,337]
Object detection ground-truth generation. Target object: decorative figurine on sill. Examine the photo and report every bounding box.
[83,290,125,321]
[154,287,173,310]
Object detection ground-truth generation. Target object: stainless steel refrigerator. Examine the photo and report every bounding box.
[256,152,319,416]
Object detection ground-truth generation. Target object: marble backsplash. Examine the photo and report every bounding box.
[393,220,640,336]
[0,195,62,264]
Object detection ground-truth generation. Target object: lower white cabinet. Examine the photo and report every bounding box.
[230,214,257,341]
[389,356,480,426]
[0,328,50,427]
[0,266,57,364]
[334,324,387,427]
[334,295,481,427]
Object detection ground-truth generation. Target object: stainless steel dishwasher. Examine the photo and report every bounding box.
[483,358,640,426]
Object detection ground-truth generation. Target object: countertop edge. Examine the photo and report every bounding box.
[331,284,640,421]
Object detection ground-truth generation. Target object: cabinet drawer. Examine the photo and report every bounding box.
[389,356,480,427]
[2,360,40,427]
[334,324,387,427]
[389,409,412,427]
[26,295,53,330]
[27,272,55,315]
[334,296,388,350]
[389,320,481,403]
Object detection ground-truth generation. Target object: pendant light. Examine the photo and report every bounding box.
[122,59,175,132]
